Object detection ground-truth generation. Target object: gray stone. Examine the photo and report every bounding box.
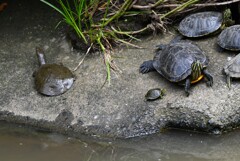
[1,0,240,138]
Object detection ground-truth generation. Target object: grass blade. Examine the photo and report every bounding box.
[40,0,64,16]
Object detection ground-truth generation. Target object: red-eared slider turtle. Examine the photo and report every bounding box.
[139,39,213,96]
[178,11,223,38]
[217,25,240,51]
[145,88,166,101]
[223,54,240,88]
[34,47,75,96]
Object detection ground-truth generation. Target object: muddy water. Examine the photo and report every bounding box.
[0,122,240,161]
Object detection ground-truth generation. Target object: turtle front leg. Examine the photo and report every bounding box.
[139,60,155,74]
[184,78,191,97]
[202,69,213,87]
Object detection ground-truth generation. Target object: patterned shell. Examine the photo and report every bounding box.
[218,25,240,51]
[224,54,240,77]
[153,42,208,82]
[179,11,223,37]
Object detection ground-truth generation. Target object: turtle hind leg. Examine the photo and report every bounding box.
[203,69,213,87]
[184,78,191,97]
[139,60,155,74]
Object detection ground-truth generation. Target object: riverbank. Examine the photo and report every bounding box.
[1,0,240,138]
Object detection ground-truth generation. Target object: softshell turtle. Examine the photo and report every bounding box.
[139,38,213,96]
[217,25,240,51]
[34,47,75,96]
[179,11,223,38]
[223,53,240,88]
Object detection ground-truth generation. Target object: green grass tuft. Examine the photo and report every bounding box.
[41,0,201,84]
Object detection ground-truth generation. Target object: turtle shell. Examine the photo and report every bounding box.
[224,54,240,78]
[35,63,74,96]
[179,11,223,37]
[145,88,165,101]
[153,41,209,82]
[218,25,240,51]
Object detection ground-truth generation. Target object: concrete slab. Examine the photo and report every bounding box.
[1,0,240,138]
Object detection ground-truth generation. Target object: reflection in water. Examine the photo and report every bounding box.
[0,122,239,161]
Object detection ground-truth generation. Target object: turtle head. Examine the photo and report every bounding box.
[223,8,235,27]
[36,47,46,66]
[191,60,204,83]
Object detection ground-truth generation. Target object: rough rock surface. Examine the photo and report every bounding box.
[1,0,240,138]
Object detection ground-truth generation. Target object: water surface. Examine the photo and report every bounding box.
[0,122,240,161]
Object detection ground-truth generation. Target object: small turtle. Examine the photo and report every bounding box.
[34,47,75,96]
[217,25,240,51]
[145,88,166,101]
[223,54,240,88]
[139,38,213,96]
[179,11,223,38]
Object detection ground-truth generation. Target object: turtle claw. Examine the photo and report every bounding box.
[206,80,213,87]
[206,76,213,87]
[139,66,148,74]
[139,60,155,74]
[139,65,147,73]
[140,68,149,74]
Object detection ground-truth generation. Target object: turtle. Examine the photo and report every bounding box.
[178,11,223,38]
[223,53,240,88]
[145,88,166,101]
[139,38,213,96]
[33,47,75,96]
[217,25,240,51]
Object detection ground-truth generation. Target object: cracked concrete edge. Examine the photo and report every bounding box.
[1,103,240,139]
[0,106,163,138]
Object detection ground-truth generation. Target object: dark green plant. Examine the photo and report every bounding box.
[41,0,137,83]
